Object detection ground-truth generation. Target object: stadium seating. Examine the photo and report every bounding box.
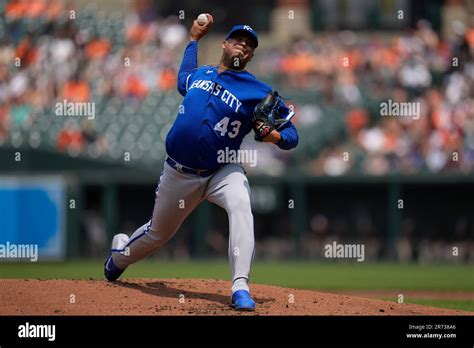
[1,1,473,175]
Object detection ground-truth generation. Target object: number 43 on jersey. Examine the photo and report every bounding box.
[214,117,241,138]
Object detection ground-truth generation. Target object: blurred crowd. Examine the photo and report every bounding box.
[0,0,185,152]
[1,1,474,175]
[254,21,474,175]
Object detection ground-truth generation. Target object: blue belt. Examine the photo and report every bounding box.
[165,157,217,177]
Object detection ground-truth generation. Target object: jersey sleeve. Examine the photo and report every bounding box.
[177,41,198,97]
[276,120,299,150]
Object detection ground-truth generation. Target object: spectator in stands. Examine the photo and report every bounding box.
[57,119,84,153]
[84,35,111,61]
[158,66,177,91]
[121,74,148,100]
[14,33,38,68]
[62,72,91,103]
[81,120,108,155]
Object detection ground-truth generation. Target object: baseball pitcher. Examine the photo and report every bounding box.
[104,14,299,311]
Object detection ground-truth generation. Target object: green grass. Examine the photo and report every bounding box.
[1,260,473,291]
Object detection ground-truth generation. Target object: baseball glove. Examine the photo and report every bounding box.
[252,90,288,141]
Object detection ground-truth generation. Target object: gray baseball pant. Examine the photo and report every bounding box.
[112,161,254,293]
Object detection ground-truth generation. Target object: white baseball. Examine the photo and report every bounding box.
[197,13,208,25]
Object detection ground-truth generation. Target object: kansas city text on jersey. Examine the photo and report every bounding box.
[188,79,242,113]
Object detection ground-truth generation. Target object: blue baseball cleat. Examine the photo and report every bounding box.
[231,290,256,311]
[104,254,124,281]
[104,233,129,281]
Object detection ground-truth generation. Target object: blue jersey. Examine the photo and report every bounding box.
[166,40,299,170]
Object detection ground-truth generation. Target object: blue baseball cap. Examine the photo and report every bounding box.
[225,25,258,48]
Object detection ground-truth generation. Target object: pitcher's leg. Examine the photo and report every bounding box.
[112,163,205,270]
[205,164,255,293]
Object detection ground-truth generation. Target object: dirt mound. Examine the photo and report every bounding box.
[0,279,471,315]
[330,290,474,300]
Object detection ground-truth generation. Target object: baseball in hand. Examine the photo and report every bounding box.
[197,13,208,25]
